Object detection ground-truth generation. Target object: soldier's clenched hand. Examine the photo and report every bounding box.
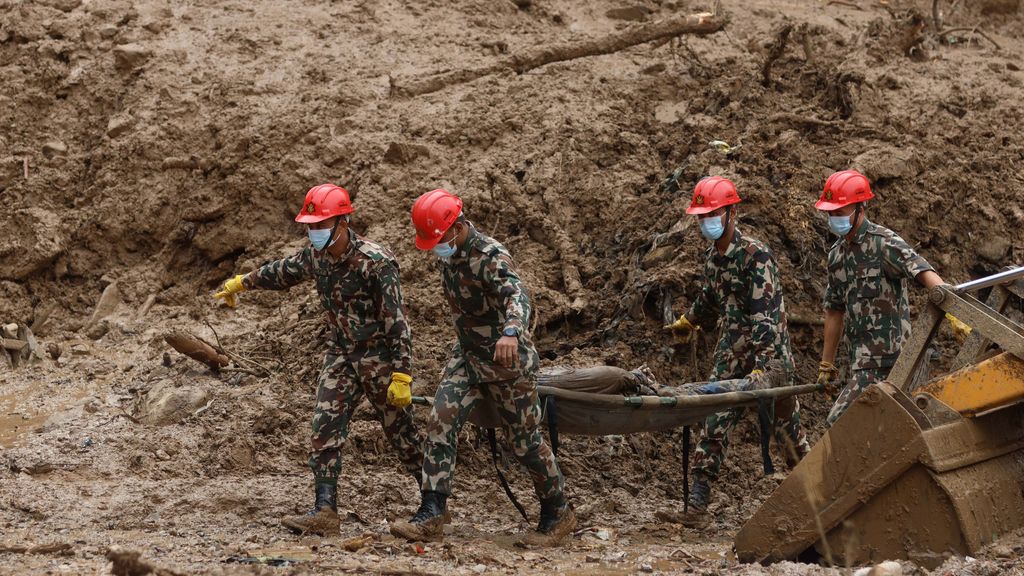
[214,274,247,307]
[817,360,839,396]
[663,314,699,344]
[494,336,518,368]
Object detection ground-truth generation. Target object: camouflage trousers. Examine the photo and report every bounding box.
[826,366,890,427]
[692,396,811,484]
[421,356,565,501]
[309,349,424,484]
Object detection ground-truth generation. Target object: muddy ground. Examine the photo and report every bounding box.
[2,0,1024,574]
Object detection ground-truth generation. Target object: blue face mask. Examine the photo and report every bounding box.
[699,215,725,240]
[308,228,334,250]
[432,240,457,261]
[828,214,853,236]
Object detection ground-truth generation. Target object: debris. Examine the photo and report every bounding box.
[0,542,74,555]
[41,141,67,158]
[31,302,57,335]
[46,342,61,360]
[163,331,229,371]
[2,323,17,338]
[853,560,904,576]
[340,534,375,552]
[107,115,135,138]
[1,338,26,351]
[113,44,153,72]
[86,281,121,333]
[392,10,728,96]
[86,319,110,340]
[850,146,919,182]
[106,545,183,576]
[761,24,792,87]
[134,293,157,323]
[140,381,211,425]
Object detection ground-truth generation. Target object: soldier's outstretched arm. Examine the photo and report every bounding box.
[881,232,936,284]
[374,260,414,376]
[246,246,315,291]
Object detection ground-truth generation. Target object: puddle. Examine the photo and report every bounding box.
[0,392,49,449]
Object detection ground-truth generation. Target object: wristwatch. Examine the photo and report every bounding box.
[503,326,520,337]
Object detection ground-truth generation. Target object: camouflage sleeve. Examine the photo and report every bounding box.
[687,257,719,330]
[243,246,314,290]
[822,248,845,311]
[373,260,413,375]
[882,232,935,281]
[482,252,531,334]
[746,251,783,369]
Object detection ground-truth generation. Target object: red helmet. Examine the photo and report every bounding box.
[294,184,354,224]
[412,189,463,250]
[686,176,741,215]
[815,170,874,210]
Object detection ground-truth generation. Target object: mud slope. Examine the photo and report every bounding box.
[2,0,1023,574]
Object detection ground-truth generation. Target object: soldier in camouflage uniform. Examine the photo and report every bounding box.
[664,177,810,528]
[214,184,423,536]
[390,188,575,546]
[814,170,945,426]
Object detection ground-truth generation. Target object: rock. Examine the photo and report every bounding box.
[155,449,171,461]
[511,0,532,7]
[867,561,904,576]
[383,142,429,164]
[2,323,18,338]
[606,6,652,21]
[42,141,67,158]
[85,319,110,340]
[70,343,90,355]
[850,146,919,182]
[141,381,211,425]
[113,43,152,72]
[977,233,1011,264]
[86,281,121,330]
[141,19,168,34]
[161,156,199,170]
[46,342,61,361]
[106,116,134,138]
[99,25,119,39]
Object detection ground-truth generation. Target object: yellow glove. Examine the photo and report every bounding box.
[662,314,700,344]
[386,372,413,408]
[946,313,972,341]
[817,360,839,396]
[214,274,247,308]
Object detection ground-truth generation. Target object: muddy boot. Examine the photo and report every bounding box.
[281,482,340,536]
[389,491,447,542]
[681,478,711,529]
[516,495,577,547]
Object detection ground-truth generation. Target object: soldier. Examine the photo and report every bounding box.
[389,189,575,546]
[813,170,945,426]
[213,184,423,535]
[663,176,810,528]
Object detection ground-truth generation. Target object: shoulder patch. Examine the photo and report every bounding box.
[356,238,397,264]
[472,234,505,257]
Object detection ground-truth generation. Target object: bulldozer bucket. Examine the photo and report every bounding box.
[735,381,1024,568]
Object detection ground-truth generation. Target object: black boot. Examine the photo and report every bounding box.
[389,491,448,542]
[518,494,577,547]
[282,482,340,536]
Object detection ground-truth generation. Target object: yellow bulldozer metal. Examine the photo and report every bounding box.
[735,266,1024,569]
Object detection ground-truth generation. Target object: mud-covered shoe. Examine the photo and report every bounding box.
[389,491,447,542]
[681,478,711,529]
[516,496,577,547]
[282,482,340,536]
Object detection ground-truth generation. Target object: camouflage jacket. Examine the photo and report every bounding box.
[823,219,933,371]
[244,230,413,373]
[686,228,795,381]
[440,224,540,382]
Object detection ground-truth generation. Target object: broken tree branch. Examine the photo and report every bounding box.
[939,26,1002,50]
[164,331,230,371]
[392,11,729,97]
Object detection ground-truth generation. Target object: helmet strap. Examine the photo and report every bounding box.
[325,216,344,249]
